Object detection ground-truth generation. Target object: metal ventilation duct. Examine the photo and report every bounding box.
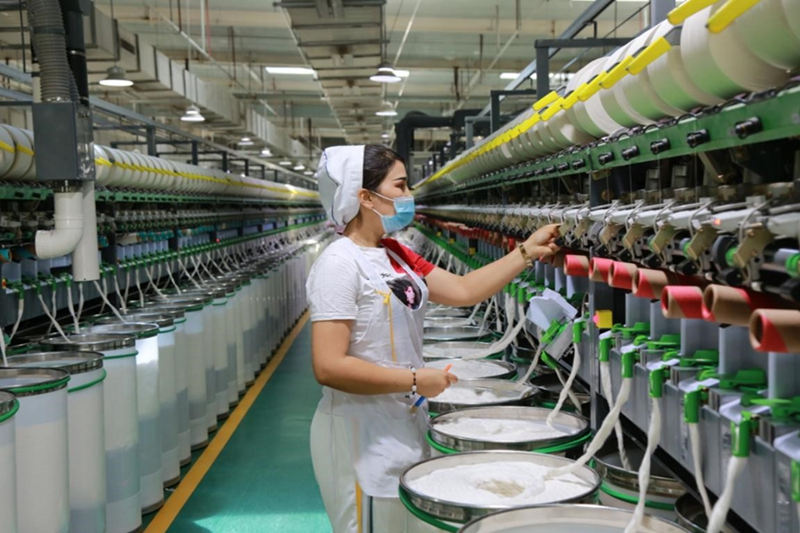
[277,0,387,143]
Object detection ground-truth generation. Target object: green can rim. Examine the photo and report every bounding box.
[0,397,19,423]
[398,488,459,532]
[600,481,677,511]
[68,369,107,393]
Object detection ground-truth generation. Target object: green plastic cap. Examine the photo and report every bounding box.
[792,460,800,502]
[731,413,752,458]
[684,389,701,423]
[599,336,612,362]
[622,351,636,378]
[649,368,666,398]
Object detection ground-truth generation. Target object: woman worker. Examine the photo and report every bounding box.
[306,145,560,532]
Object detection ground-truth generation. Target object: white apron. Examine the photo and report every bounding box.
[313,237,430,499]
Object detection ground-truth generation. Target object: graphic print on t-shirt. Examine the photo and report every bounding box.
[386,276,423,310]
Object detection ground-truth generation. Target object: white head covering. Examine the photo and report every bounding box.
[316,145,365,232]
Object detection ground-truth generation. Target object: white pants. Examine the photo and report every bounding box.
[310,407,441,533]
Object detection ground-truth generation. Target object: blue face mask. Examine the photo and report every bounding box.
[370,192,415,233]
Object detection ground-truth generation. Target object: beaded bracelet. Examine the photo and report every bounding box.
[518,242,534,268]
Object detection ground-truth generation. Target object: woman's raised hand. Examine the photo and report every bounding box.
[525,223,561,260]
[416,368,458,398]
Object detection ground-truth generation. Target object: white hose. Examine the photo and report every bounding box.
[37,292,69,342]
[66,281,80,333]
[707,455,747,533]
[601,359,633,471]
[547,340,581,426]
[624,396,662,533]
[689,422,713,518]
[546,377,633,479]
[92,280,128,323]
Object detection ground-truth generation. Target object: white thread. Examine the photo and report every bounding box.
[707,455,747,533]
[624,396,662,533]
[38,292,69,342]
[601,359,632,471]
[66,281,80,333]
[690,422,713,518]
[545,377,632,480]
[92,280,128,323]
[547,340,581,426]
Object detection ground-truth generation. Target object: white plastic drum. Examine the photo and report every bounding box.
[160,295,212,448]
[458,504,690,532]
[221,283,240,406]
[43,333,141,533]
[0,368,70,533]
[7,351,106,533]
[0,391,18,533]
[142,302,193,466]
[680,4,787,100]
[82,322,164,513]
[118,312,181,487]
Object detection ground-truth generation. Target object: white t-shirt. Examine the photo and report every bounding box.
[306,237,431,345]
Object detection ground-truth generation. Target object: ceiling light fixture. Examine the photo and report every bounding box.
[265,66,315,75]
[293,163,306,171]
[375,101,398,117]
[381,132,390,139]
[99,0,133,87]
[279,160,292,166]
[303,170,314,176]
[260,148,272,157]
[369,63,401,84]
[238,136,254,146]
[180,104,205,122]
[99,65,133,87]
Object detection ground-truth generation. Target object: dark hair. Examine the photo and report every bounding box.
[362,145,405,191]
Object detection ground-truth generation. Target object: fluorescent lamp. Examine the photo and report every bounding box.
[381,132,390,139]
[265,66,315,75]
[279,160,292,166]
[99,65,133,87]
[239,136,254,146]
[293,164,305,171]
[260,148,272,157]
[394,69,410,78]
[303,170,314,176]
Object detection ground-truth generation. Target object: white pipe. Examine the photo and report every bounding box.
[72,180,100,281]
[35,190,83,259]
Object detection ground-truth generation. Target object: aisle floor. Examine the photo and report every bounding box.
[167,319,331,532]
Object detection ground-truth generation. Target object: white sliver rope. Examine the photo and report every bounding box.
[601,359,632,471]
[690,423,713,518]
[545,377,632,480]
[37,292,69,342]
[546,340,581,426]
[707,455,747,533]
[624,396,662,533]
[66,282,80,333]
[113,272,127,313]
[92,280,128,324]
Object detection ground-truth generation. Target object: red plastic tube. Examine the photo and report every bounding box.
[608,261,637,291]
[633,269,675,300]
[589,257,614,283]
[661,285,705,319]
[564,254,590,277]
[702,284,788,326]
[750,309,800,353]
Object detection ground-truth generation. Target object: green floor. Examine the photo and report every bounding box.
[168,322,332,532]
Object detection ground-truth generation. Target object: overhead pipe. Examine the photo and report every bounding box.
[749,309,800,353]
[34,190,84,259]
